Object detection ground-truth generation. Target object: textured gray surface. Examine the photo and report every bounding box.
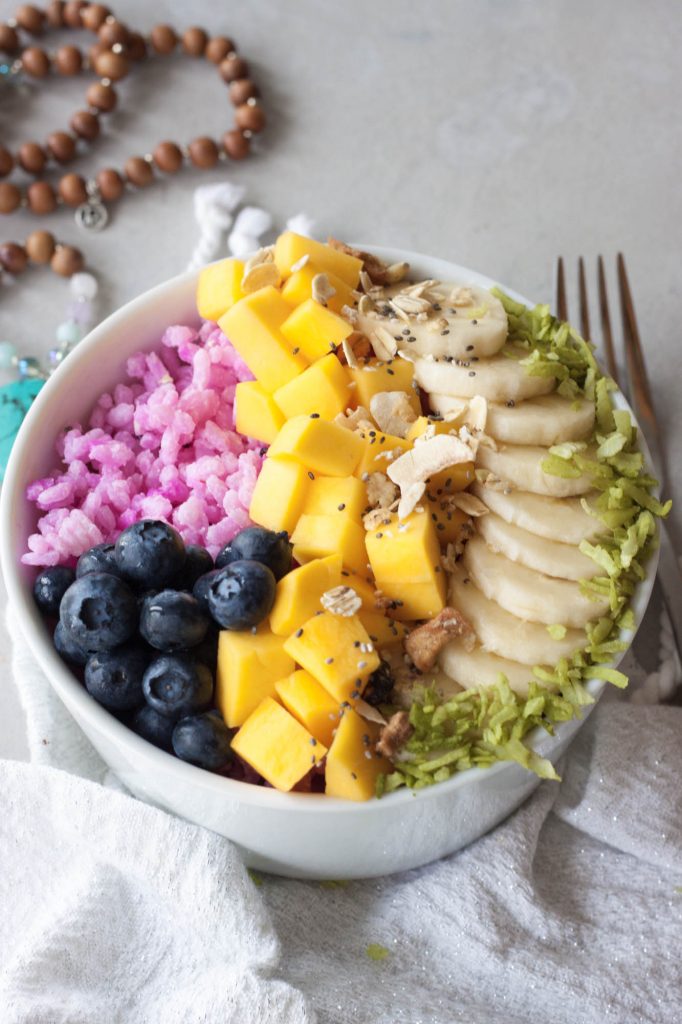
[1,0,681,759]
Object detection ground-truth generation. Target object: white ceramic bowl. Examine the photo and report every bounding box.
[0,248,658,879]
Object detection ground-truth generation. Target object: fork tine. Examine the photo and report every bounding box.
[577,257,591,341]
[617,253,661,455]
[555,257,568,321]
[597,255,621,387]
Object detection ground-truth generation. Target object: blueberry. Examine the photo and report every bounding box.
[172,711,233,770]
[53,621,89,666]
[193,569,221,612]
[193,626,219,672]
[173,545,214,591]
[33,566,76,616]
[132,704,176,752]
[363,660,395,707]
[207,560,276,630]
[114,519,186,589]
[139,590,210,652]
[216,527,292,580]
[60,572,138,652]
[76,543,123,580]
[142,654,213,720]
[84,645,150,711]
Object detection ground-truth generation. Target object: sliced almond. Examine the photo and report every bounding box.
[449,286,474,306]
[359,269,374,294]
[387,434,476,520]
[320,585,362,617]
[354,699,388,727]
[449,492,490,517]
[369,391,417,438]
[334,405,372,431]
[241,261,280,294]
[384,262,410,285]
[390,294,433,316]
[340,303,359,325]
[370,325,398,361]
[312,272,336,306]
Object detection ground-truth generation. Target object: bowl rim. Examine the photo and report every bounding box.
[0,246,659,814]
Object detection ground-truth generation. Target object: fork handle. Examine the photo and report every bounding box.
[654,521,682,657]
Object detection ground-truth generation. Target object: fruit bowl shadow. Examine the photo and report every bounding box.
[0,248,659,879]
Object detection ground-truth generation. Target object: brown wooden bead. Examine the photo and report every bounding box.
[188,137,219,169]
[51,245,84,277]
[153,141,183,173]
[0,24,20,52]
[58,172,87,206]
[219,55,248,83]
[45,1,65,27]
[150,24,177,54]
[0,183,21,213]
[182,27,208,57]
[81,3,110,30]
[93,50,129,81]
[86,81,117,112]
[21,46,50,78]
[0,242,28,275]
[222,129,250,161]
[0,146,14,178]
[71,110,100,141]
[16,4,45,34]
[98,20,129,48]
[25,230,56,264]
[47,131,76,164]
[88,41,107,65]
[55,44,82,75]
[18,142,46,175]
[124,156,154,187]
[27,181,57,214]
[96,167,123,201]
[229,78,259,106]
[235,103,266,134]
[127,31,147,61]
[63,0,86,27]
[205,36,234,64]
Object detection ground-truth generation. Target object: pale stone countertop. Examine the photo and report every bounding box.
[1,0,681,760]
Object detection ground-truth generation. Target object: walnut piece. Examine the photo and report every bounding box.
[376,710,414,760]
[404,607,475,672]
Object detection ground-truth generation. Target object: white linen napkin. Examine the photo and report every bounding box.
[3,604,682,1024]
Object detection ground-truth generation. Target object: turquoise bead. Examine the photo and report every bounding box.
[0,341,17,369]
[55,321,83,347]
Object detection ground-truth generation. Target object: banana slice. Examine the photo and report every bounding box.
[476,511,599,581]
[463,535,609,627]
[429,393,595,446]
[439,640,551,696]
[471,484,604,544]
[356,282,508,361]
[412,348,555,403]
[477,444,594,497]
[450,566,585,665]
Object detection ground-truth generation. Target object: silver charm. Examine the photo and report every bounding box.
[75,200,109,232]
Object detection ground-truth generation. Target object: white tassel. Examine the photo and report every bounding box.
[227,206,274,258]
[186,181,247,271]
[286,212,316,238]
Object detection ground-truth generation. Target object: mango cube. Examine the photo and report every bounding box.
[365,510,446,621]
[291,513,367,575]
[303,474,367,521]
[231,697,326,792]
[428,461,476,495]
[358,610,409,646]
[274,232,363,287]
[249,457,310,534]
[325,710,390,802]
[273,354,351,421]
[426,499,469,544]
[215,628,295,728]
[275,670,341,748]
[196,258,244,321]
[270,554,343,636]
[349,359,421,415]
[355,430,411,478]
[268,415,365,477]
[338,569,377,608]
[234,381,285,444]
[283,611,380,703]
[219,286,308,392]
[406,416,460,442]
[281,261,356,314]
[280,299,354,363]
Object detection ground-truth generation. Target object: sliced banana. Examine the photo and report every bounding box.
[356,281,508,361]
[412,348,556,403]
[450,566,585,665]
[463,535,609,627]
[476,511,599,581]
[429,393,595,446]
[439,640,551,696]
[471,483,604,544]
[477,444,594,497]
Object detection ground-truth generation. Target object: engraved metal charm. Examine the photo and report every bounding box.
[75,200,109,232]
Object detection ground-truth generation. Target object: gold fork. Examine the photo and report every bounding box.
[555,255,682,657]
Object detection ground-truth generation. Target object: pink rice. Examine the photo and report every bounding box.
[22,320,265,567]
